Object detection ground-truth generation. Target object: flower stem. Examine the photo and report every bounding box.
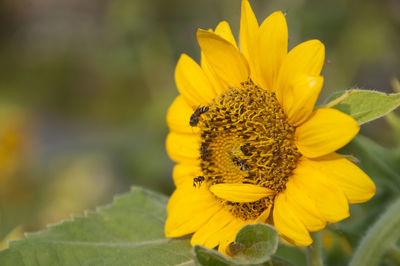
[307,231,323,266]
[350,198,400,266]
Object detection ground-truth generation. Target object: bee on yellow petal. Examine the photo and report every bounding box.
[193,176,206,188]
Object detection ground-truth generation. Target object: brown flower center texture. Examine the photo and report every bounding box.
[194,80,301,220]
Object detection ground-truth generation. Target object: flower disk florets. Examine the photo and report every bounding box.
[195,80,301,220]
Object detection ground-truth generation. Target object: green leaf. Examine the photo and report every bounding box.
[193,223,279,266]
[324,89,400,125]
[275,244,307,266]
[267,256,296,266]
[0,187,193,266]
[193,245,234,266]
[232,223,279,263]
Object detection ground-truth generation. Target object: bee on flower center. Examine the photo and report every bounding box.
[189,106,209,127]
[238,159,247,171]
[240,143,251,156]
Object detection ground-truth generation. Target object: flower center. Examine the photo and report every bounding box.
[193,80,301,220]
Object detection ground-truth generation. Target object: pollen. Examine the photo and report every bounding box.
[195,79,301,220]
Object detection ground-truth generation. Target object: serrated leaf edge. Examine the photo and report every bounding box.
[2,186,168,250]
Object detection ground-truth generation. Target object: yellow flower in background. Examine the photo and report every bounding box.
[0,104,30,202]
[165,0,376,254]
[0,226,24,250]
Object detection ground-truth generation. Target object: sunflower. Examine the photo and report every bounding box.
[165,0,376,254]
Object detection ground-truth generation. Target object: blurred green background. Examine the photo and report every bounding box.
[0,0,399,264]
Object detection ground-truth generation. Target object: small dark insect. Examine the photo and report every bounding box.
[240,144,251,156]
[229,242,246,256]
[189,106,209,127]
[239,159,247,171]
[200,152,210,161]
[232,156,239,164]
[193,176,205,188]
[200,143,207,154]
[241,134,250,139]
[200,145,210,161]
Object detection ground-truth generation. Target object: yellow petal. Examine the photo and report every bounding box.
[175,54,216,107]
[240,0,258,59]
[305,153,376,204]
[166,203,220,238]
[166,132,200,163]
[167,96,200,134]
[172,163,201,187]
[276,40,324,103]
[209,183,275,202]
[197,29,250,88]
[204,218,245,249]
[273,192,312,246]
[166,180,221,237]
[240,0,261,84]
[199,21,239,94]
[167,178,209,213]
[284,76,324,126]
[200,22,238,95]
[191,208,233,248]
[0,226,24,249]
[296,108,359,158]
[215,21,238,48]
[292,159,349,223]
[258,11,288,91]
[284,180,326,232]
[255,205,272,223]
[201,52,227,94]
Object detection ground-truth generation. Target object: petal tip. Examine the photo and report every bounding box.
[261,10,287,27]
[308,39,325,50]
[217,20,229,27]
[176,53,190,65]
[362,181,377,202]
[241,0,253,13]
[271,10,285,17]
[196,28,208,39]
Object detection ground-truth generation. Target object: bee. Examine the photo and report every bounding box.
[239,159,247,171]
[232,156,239,164]
[189,106,209,127]
[200,143,210,161]
[240,144,250,156]
[232,156,247,171]
[200,143,207,154]
[193,176,205,188]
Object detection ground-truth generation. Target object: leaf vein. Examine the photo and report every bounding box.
[42,238,171,248]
